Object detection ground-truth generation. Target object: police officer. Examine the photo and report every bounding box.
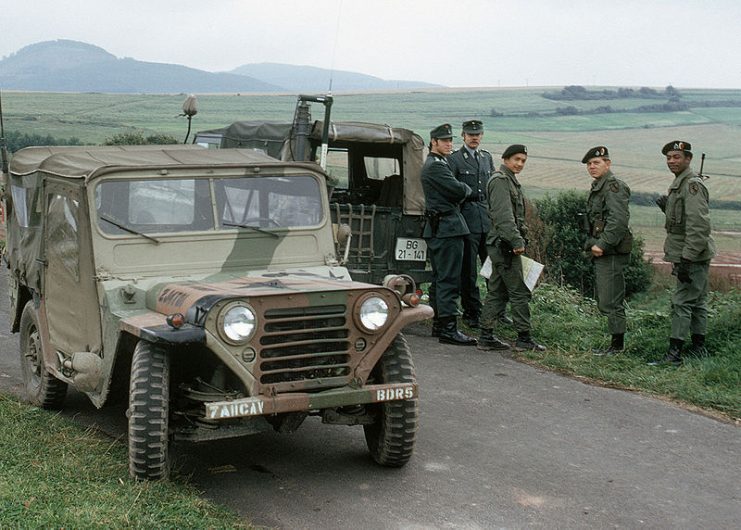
[422,124,477,346]
[479,145,545,351]
[447,119,493,328]
[581,146,633,356]
[650,141,715,366]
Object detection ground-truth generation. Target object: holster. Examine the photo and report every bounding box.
[424,210,441,237]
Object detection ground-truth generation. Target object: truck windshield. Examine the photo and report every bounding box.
[95,174,323,236]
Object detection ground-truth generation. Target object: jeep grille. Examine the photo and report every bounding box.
[258,304,351,386]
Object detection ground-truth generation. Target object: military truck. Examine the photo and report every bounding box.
[194,95,432,286]
[1,144,432,480]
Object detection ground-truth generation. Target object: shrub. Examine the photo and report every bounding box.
[103,132,179,145]
[5,130,84,152]
[534,190,653,298]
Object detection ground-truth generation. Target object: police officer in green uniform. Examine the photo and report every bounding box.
[422,124,477,346]
[447,119,493,328]
[650,141,715,366]
[479,145,545,351]
[581,146,633,356]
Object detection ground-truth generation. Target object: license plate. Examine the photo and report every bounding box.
[395,238,427,261]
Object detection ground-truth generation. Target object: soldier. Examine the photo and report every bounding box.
[650,141,715,366]
[447,119,493,328]
[479,145,545,351]
[581,146,633,356]
[422,124,477,346]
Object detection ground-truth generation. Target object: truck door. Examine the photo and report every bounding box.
[43,181,102,356]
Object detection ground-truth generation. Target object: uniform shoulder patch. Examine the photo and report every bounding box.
[609,182,620,193]
[689,182,700,195]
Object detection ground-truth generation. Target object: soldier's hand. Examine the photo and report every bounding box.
[513,246,525,255]
[591,245,604,257]
[676,260,692,283]
[655,194,668,212]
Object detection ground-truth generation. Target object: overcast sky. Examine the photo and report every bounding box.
[3,0,740,89]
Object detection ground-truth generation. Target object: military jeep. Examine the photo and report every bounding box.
[1,145,431,480]
[194,95,432,286]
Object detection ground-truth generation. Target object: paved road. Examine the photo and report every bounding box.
[1,268,739,529]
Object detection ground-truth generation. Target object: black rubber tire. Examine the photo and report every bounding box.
[19,301,67,408]
[128,340,171,480]
[363,333,419,467]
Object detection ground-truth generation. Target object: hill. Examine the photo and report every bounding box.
[229,62,440,92]
[0,41,440,94]
[0,40,280,93]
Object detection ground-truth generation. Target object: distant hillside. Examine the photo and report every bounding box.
[0,40,280,93]
[0,41,441,94]
[229,62,441,92]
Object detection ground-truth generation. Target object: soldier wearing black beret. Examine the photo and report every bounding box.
[581,146,633,356]
[479,144,546,352]
[650,141,715,366]
[446,119,493,329]
[421,124,478,345]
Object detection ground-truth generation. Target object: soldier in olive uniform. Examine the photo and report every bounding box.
[447,119,493,328]
[479,145,545,351]
[422,124,478,346]
[581,146,633,355]
[650,141,715,366]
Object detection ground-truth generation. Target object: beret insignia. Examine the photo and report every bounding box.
[689,182,699,195]
[610,182,620,193]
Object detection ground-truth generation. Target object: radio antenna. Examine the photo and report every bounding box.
[328,0,344,94]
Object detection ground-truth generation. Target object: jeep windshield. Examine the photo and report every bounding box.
[95,174,324,236]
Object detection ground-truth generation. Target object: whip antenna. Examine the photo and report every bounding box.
[328,0,344,93]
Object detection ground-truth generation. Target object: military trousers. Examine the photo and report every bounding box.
[481,245,531,334]
[671,261,710,339]
[427,235,465,319]
[593,253,629,335]
[460,231,487,319]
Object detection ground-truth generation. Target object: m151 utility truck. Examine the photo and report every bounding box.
[1,144,431,480]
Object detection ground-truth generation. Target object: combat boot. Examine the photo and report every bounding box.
[438,316,478,346]
[514,332,546,352]
[686,334,708,357]
[478,329,510,351]
[593,334,624,356]
[648,338,683,366]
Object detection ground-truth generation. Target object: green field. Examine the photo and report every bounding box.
[3,88,740,251]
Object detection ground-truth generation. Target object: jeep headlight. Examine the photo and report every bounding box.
[358,296,389,332]
[221,304,257,343]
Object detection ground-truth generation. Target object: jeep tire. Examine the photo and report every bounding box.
[128,340,171,480]
[363,333,418,467]
[19,301,67,408]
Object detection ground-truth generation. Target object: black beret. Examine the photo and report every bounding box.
[582,146,610,163]
[502,144,528,159]
[430,123,454,139]
[462,119,484,134]
[662,140,692,155]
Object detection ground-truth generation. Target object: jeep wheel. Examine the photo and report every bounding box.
[363,333,418,467]
[19,301,67,408]
[128,340,170,480]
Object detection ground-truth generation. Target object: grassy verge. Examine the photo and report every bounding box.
[0,394,250,528]
[487,271,740,421]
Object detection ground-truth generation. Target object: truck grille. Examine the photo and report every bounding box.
[258,304,351,386]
